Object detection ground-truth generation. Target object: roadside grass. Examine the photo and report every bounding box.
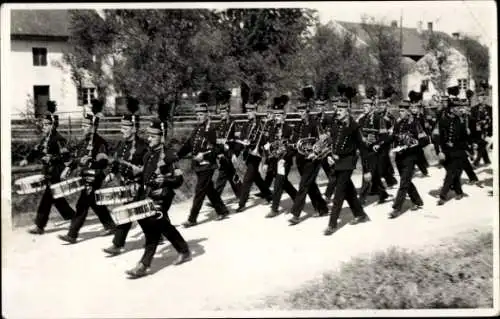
[260,231,494,310]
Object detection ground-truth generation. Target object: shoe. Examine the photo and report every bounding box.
[437,199,446,206]
[182,220,197,228]
[473,181,484,188]
[235,206,245,213]
[254,192,266,199]
[350,214,370,225]
[215,213,229,221]
[388,210,401,219]
[173,251,192,266]
[103,245,124,256]
[206,202,214,208]
[125,262,149,278]
[455,193,466,200]
[323,226,336,236]
[288,216,301,225]
[313,210,328,218]
[265,210,280,218]
[58,234,77,244]
[28,225,44,235]
[411,203,423,211]
[265,196,273,204]
[99,228,115,237]
[378,193,390,204]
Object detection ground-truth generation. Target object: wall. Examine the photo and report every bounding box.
[10,39,81,119]
[403,47,476,101]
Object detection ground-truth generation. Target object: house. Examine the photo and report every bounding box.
[333,20,475,101]
[10,9,99,120]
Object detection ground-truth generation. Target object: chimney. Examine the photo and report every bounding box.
[428,22,433,32]
[417,21,423,33]
[391,20,398,28]
[452,32,460,40]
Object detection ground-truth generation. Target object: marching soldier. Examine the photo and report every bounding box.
[457,101,482,187]
[213,103,242,199]
[435,99,469,205]
[470,91,492,166]
[126,115,191,278]
[323,98,339,200]
[388,100,425,219]
[288,98,329,226]
[235,103,273,213]
[323,100,371,236]
[178,103,231,228]
[357,99,391,205]
[263,95,297,218]
[409,99,430,177]
[20,100,75,234]
[102,97,150,255]
[58,99,116,244]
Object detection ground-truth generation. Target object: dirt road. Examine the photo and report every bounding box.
[2,165,496,318]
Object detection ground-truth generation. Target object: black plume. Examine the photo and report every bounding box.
[127,97,139,114]
[337,84,346,96]
[447,86,460,97]
[91,99,103,114]
[366,87,377,99]
[47,100,57,114]
[198,91,211,104]
[344,86,357,100]
[215,89,232,105]
[408,90,419,103]
[466,89,474,100]
[302,86,315,101]
[158,101,170,123]
[280,94,289,107]
[383,86,395,99]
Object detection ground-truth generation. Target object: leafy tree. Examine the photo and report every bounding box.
[419,31,454,96]
[457,35,490,91]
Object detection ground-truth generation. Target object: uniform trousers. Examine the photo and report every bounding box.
[415,147,429,175]
[239,154,273,208]
[328,169,366,227]
[214,154,242,198]
[359,152,389,201]
[290,157,328,217]
[139,191,190,267]
[473,138,491,165]
[380,148,398,187]
[392,153,424,211]
[270,157,297,212]
[35,186,75,230]
[322,158,336,199]
[439,153,465,200]
[188,169,229,223]
[462,155,479,182]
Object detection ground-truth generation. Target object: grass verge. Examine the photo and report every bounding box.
[261,230,494,310]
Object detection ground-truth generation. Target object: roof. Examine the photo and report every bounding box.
[11,10,70,37]
[337,20,454,57]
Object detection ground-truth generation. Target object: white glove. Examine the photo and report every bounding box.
[194,153,204,162]
[231,154,238,166]
[438,152,446,161]
[363,172,372,182]
[327,156,335,166]
[216,138,225,145]
[373,145,380,152]
[224,144,229,152]
[19,159,28,167]
[264,143,270,151]
[60,167,70,180]
[103,173,115,184]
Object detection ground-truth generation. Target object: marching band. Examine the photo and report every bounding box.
[15,86,493,278]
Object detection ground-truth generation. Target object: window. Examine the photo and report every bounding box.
[32,48,47,66]
[457,79,468,90]
[77,87,97,106]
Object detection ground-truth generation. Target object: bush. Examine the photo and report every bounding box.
[262,232,493,309]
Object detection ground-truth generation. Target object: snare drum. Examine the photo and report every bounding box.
[14,174,46,195]
[50,177,85,199]
[110,199,162,225]
[95,184,138,206]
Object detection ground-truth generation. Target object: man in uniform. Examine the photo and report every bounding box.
[435,99,469,205]
[262,95,297,218]
[323,100,371,236]
[102,97,150,255]
[457,101,482,187]
[178,103,231,228]
[213,103,242,199]
[126,116,191,278]
[234,103,273,212]
[470,91,492,166]
[58,99,116,244]
[388,100,425,219]
[20,100,75,234]
[287,99,329,226]
[409,97,430,177]
[357,98,391,205]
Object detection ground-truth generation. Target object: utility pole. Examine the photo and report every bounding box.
[399,9,403,98]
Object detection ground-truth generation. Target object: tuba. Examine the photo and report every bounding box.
[296,137,316,156]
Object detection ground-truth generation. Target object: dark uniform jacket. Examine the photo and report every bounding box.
[67,132,109,188]
[27,130,70,183]
[215,118,239,157]
[358,112,392,152]
[177,122,218,172]
[265,120,294,162]
[236,118,269,158]
[470,104,493,139]
[292,117,320,162]
[390,117,427,162]
[437,113,469,159]
[327,116,368,171]
[139,143,182,201]
[110,135,149,184]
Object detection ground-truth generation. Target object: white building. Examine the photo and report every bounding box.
[10,10,96,120]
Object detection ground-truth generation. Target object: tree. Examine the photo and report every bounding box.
[419,31,454,96]
[361,16,403,95]
[458,35,490,90]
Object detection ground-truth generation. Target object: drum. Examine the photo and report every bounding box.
[50,177,85,199]
[110,199,162,225]
[95,184,138,206]
[14,174,46,195]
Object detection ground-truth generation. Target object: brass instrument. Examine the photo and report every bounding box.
[249,119,268,157]
[145,122,166,199]
[311,134,332,160]
[268,122,288,159]
[222,121,235,145]
[296,137,316,156]
[195,121,213,166]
